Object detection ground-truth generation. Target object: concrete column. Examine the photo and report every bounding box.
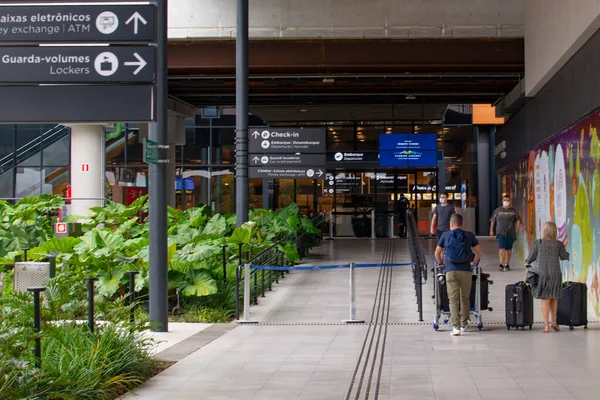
[69,124,104,217]
[476,126,491,236]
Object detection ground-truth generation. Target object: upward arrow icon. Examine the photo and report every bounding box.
[252,131,260,139]
[126,12,148,35]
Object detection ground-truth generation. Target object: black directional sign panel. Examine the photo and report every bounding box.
[0,47,155,83]
[0,5,156,42]
[249,167,326,179]
[250,154,326,166]
[0,85,155,123]
[249,127,326,153]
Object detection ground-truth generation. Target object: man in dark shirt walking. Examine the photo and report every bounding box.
[431,192,456,242]
[396,193,410,238]
[489,194,522,272]
[435,214,482,336]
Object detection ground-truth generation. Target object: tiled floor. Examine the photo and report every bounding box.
[122,238,600,400]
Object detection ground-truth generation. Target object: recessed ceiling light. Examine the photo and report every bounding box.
[300,109,307,112]
[406,95,416,100]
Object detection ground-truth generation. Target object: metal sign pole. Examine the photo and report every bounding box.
[235,0,249,226]
[148,0,169,332]
[344,262,364,324]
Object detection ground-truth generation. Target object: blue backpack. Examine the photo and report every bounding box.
[445,230,473,264]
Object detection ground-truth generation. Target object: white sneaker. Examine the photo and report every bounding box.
[451,327,461,336]
[460,325,469,333]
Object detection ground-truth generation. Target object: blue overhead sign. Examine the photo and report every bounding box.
[379,134,438,167]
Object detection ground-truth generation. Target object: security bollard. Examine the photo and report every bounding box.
[27,286,46,368]
[125,271,139,323]
[83,278,99,333]
[344,263,364,324]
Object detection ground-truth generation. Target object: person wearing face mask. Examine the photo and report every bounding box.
[490,194,522,271]
[431,192,456,242]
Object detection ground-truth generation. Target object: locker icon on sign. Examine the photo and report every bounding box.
[100,56,113,71]
[94,52,119,77]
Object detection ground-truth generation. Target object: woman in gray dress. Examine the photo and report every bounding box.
[525,222,570,332]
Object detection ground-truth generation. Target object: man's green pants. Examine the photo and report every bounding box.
[446,270,472,328]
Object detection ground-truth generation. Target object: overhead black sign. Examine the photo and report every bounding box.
[0,5,156,42]
[249,167,325,179]
[249,128,326,153]
[0,47,154,83]
[250,154,325,166]
[0,85,155,123]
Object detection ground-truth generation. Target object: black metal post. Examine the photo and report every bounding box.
[28,286,46,368]
[125,271,139,323]
[235,0,249,226]
[83,278,99,333]
[23,247,29,261]
[148,0,169,333]
[222,245,228,285]
[253,268,258,305]
[48,255,56,279]
[235,265,241,320]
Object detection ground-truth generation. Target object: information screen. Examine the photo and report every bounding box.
[379,134,438,167]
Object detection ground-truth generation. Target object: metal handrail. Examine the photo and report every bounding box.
[406,210,425,321]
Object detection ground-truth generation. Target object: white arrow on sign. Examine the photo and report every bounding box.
[124,52,147,75]
[252,156,260,164]
[317,170,324,177]
[125,12,148,34]
[252,131,260,139]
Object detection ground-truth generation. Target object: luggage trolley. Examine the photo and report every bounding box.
[433,256,490,331]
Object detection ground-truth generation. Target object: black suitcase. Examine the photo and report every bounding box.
[505,282,534,330]
[439,273,491,312]
[557,281,588,330]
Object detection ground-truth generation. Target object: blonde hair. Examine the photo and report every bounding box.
[542,221,558,241]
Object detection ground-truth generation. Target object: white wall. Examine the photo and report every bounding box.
[168,0,524,39]
[525,0,600,96]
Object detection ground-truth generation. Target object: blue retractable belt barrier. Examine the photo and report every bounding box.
[354,263,415,268]
[250,264,349,271]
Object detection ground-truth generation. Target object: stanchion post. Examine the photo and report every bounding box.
[235,265,241,320]
[236,263,258,324]
[28,286,46,368]
[344,262,364,324]
[23,247,29,261]
[125,271,139,323]
[328,211,334,239]
[83,278,99,333]
[389,215,395,238]
[371,210,376,239]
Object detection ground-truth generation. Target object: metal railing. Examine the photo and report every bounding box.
[234,214,324,320]
[406,209,426,321]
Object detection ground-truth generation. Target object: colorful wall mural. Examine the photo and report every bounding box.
[502,109,600,318]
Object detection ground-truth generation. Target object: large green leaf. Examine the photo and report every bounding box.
[278,241,300,264]
[203,214,227,236]
[97,269,125,297]
[179,271,218,297]
[301,218,321,234]
[39,237,82,254]
[176,242,220,262]
[94,230,125,250]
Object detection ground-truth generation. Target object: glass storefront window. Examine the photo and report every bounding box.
[0,168,14,199]
[211,167,234,213]
[440,126,475,162]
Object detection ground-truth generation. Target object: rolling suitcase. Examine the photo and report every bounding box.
[557,281,588,330]
[440,273,491,311]
[505,282,533,330]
